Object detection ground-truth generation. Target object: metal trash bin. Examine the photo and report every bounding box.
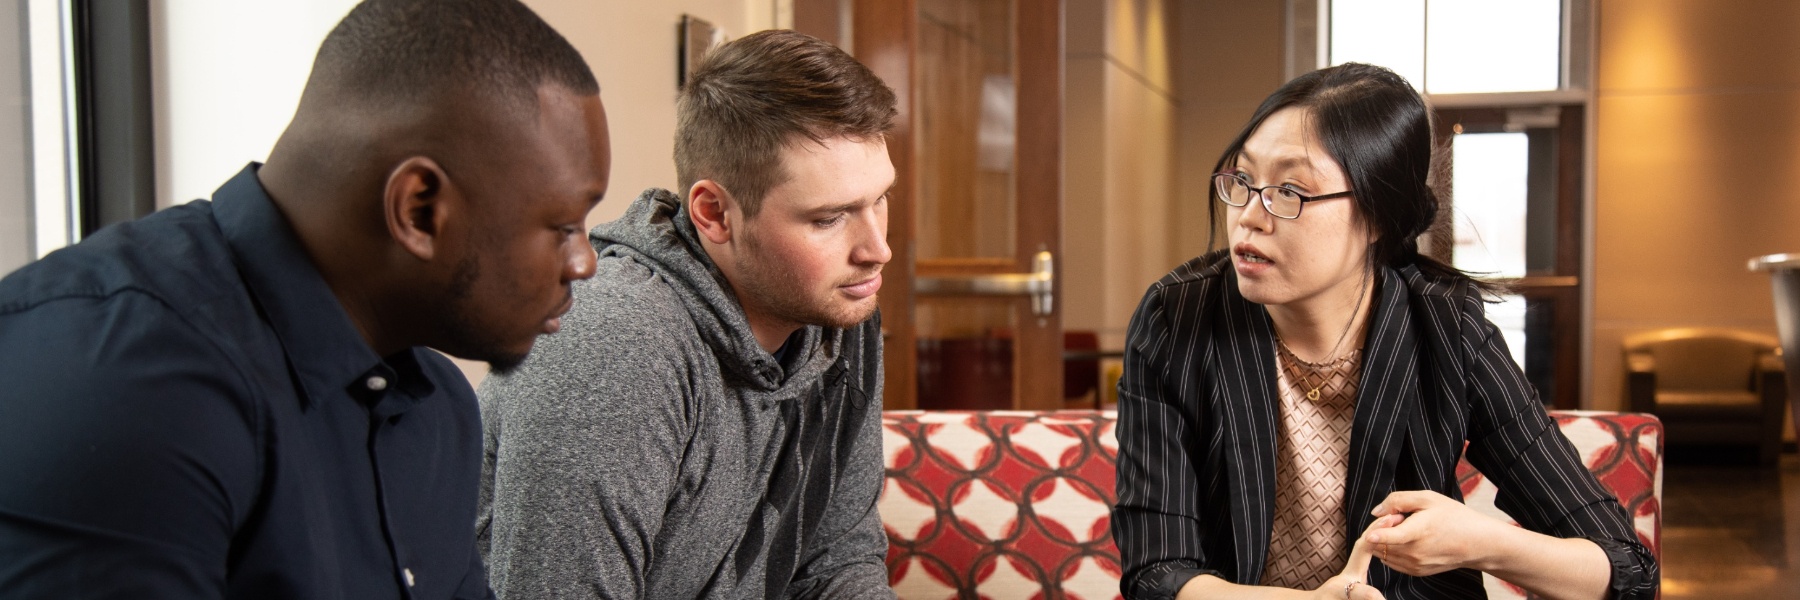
[1747,253,1800,444]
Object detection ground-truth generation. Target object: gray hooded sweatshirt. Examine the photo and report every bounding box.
[476,189,894,599]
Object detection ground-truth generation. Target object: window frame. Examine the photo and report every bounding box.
[1292,0,1597,409]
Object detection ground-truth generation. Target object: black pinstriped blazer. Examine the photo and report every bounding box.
[1111,250,1657,600]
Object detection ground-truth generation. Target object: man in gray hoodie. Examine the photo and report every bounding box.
[476,30,898,599]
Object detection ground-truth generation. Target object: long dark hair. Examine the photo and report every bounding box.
[1209,62,1482,288]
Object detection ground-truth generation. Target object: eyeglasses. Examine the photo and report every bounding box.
[1212,172,1353,220]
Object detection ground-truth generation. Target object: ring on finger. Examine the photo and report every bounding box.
[1344,579,1359,598]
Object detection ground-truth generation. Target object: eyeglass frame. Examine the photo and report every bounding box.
[1211,172,1354,220]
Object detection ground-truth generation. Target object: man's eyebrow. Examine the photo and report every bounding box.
[808,185,894,215]
[810,200,866,215]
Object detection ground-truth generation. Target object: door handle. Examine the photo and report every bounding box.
[914,251,1055,316]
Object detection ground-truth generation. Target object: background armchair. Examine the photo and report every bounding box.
[1624,327,1787,464]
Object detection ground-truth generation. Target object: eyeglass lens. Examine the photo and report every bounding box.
[1214,175,1302,218]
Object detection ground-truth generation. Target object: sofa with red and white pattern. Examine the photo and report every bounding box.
[879,410,1663,600]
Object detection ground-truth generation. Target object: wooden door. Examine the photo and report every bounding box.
[805,0,1064,410]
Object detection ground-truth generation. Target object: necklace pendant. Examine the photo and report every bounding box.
[1306,388,1321,401]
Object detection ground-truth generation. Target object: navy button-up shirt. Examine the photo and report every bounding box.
[0,165,495,599]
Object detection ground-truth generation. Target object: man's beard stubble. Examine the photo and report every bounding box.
[734,232,879,331]
[440,255,532,375]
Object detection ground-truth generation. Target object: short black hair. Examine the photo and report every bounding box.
[312,0,598,109]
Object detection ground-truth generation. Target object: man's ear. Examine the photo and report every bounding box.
[688,179,737,245]
[384,156,455,261]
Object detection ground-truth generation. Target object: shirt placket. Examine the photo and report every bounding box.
[356,363,420,600]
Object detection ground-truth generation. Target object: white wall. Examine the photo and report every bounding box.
[527,0,775,227]
[151,0,778,386]
[150,0,360,209]
[1591,0,1800,436]
[152,0,774,224]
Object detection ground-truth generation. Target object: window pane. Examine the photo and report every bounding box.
[1451,132,1528,278]
[1424,0,1560,93]
[1521,295,1560,403]
[27,0,75,259]
[1489,294,1529,371]
[2,0,32,274]
[1329,0,1425,89]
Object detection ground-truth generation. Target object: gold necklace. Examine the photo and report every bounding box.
[1274,269,1369,401]
[1276,337,1361,400]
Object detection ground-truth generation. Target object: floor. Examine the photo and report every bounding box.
[1660,448,1800,599]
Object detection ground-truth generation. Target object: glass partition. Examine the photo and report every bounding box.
[915,0,1017,261]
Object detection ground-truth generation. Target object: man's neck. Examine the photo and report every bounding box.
[701,238,799,355]
[257,167,404,358]
[745,311,801,355]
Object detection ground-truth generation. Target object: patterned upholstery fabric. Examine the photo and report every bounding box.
[1459,410,1665,599]
[880,410,1663,600]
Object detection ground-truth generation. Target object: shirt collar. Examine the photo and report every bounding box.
[210,163,437,411]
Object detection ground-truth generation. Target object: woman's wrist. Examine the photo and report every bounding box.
[1472,529,1613,600]
[1469,521,1590,575]
[1466,521,1532,572]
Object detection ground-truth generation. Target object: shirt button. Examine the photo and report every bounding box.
[402,567,415,587]
[365,375,389,391]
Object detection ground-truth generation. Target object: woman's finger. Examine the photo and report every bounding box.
[1343,531,1376,580]
[1372,489,1449,517]
[1345,513,1403,579]
[1367,514,1420,545]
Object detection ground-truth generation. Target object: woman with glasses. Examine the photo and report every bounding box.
[1111,63,1657,600]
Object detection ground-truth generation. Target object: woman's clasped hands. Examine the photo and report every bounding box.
[1311,512,1407,600]
[1312,489,1515,599]
[1364,490,1515,578]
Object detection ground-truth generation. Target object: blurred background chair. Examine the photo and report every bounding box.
[918,329,1114,410]
[1062,330,1100,409]
[1624,327,1787,465]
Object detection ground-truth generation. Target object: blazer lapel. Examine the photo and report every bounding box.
[1212,273,1280,583]
[1343,267,1424,557]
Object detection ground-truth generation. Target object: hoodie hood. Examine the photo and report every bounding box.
[588,188,840,398]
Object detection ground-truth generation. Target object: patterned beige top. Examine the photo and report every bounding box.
[1259,338,1363,590]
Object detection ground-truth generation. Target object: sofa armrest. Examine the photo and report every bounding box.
[1757,351,1785,374]
[1459,411,1664,600]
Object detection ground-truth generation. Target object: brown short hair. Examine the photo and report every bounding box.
[675,30,898,216]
